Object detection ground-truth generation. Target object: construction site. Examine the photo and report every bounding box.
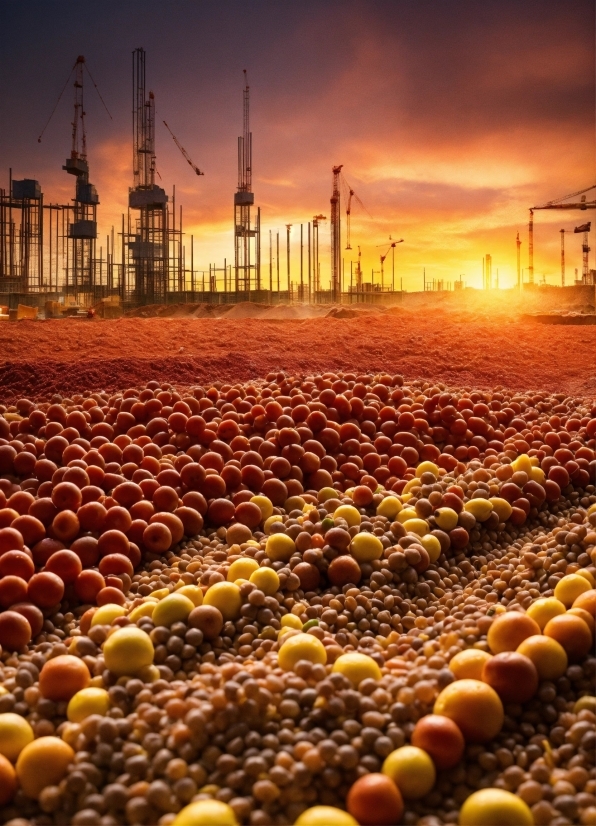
[0,48,595,322]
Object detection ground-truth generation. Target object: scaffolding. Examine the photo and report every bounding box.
[0,173,43,292]
[234,71,261,293]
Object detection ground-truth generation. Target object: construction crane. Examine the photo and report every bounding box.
[344,179,373,250]
[163,121,204,176]
[528,184,596,284]
[377,237,404,291]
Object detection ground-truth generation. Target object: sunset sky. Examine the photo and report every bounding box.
[0,1,594,291]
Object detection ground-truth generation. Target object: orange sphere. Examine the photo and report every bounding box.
[27,571,65,609]
[346,773,404,826]
[544,613,593,660]
[487,611,540,654]
[150,512,184,545]
[411,714,465,770]
[0,753,17,805]
[45,549,83,584]
[96,586,126,606]
[39,654,91,702]
[434,679,504,743]
[481,652,539,704]
[51,510,80,542]
[74,570,105,603]
[143,521,172,553]
[0,575,28,609]
[0,550,35,581]
[0,610,32,650]
[16,736,74,799]
[11,602,44,637]
[573,588,596,618]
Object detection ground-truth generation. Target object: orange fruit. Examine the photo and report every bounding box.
[573,588,596,617]
[39,654,91,702]
[517,635,568,681]
[346,773,404,825]
[544,613,593,661]
[568,607,595,635]
[487,611,540,654]
[15,736,74,799]
[411,714,465,770]
[481,652,539,704]
[0,753,17,805]
[433,679,504,743]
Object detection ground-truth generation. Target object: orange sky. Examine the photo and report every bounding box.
[1,1,594,291]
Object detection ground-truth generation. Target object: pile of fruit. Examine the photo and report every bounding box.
[0,373,593,826]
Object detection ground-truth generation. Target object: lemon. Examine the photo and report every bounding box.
[332,652,382,685]
[265,533,296,562]
[228,558,259,582]
[382,745,436,799]
[91,604,126,627]
[249,566,280,596]
[459,788,533,825]
[350,532,383,562]
[333,505,361,527]
[103,626,154,677]
[278,632,327,670]
[67,687,110,723]
[0,713,34,762]
[376,496,403,519]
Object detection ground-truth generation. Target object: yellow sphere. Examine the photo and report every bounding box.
[433,679,504,743]
[265,533,296,562]
[420,533,442,563]
[281,613,303,629]
[459,788,533,826]
[16,737,74,799]
[554,573,591,608]
[295,807,358,826]
[103,626,154,677]
[416,461,439,478]
[0,712,34,762]
[91,603,126,627]
[376,496,403,519]
[176,584,203,606]
[397,507,418,524]
[67,687,110,723]
[228,558,259,582]
[574,695,596,714]
[173,801,238,826]
[434,507,458,532]
[249,566,281,596]
[529,466,545,485]
[333,504,361,527]
[488,497,513,522]
[350,532,383,563]
[318,487,338,503]
[204,581,242,621]
[264,515,283,534]
[332,652,382,685]
[128,601,157,623]
[463,498,493,522]
[449,649,493,681]
[250,495,273,522]
[511,454,533,475]
[278,632,327,671]
[402,518,429,537]
[526,597,566,630]
[517,635,568,681]
[152,593,195,627]
[382,745,436,799]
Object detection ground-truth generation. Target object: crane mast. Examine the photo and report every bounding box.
[234,71,260,293]
[330,165,342,301]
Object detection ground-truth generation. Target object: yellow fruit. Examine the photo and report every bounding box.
[420,533,442,563]
[376,496,403,519]
[416,461,439,478]
[16,736,74,799]
[402,518,429,537]
[176,585,203,606]
[397,507,418,524]
[152,593,195,627]
[459,788,533,825]
[527,597,566,630]
[332,652,382,685]
[281,614,303,629]
[227,558,259,582]
[554,573,591,608]
[265,533,296,562]
[264,515,283,534]
[577,569,595,587]
[350,532,383,562]
[204,582,242,620]
[511,454,533,475]
[90,603,126,627]
[103,626,154,677]
[295,806,358,826]
[488,497,512,522]
[128,602,156,623]
[574,696,596,714]
[67,687,110,723]
[464,498,493,521]
[278,632,327,671]
[433,679,504,743]
[516,635,568,681]
[249,566,281,596]
[333,505,361,527]
[173,800,239,826]
[250,495,273,521]
[529,466,545,484]
[382,745,436,799]
[403,478,421,493]
[434,507,458,532]
[448,649,492,681]
[0,712,34,762]
[318,487,338,502]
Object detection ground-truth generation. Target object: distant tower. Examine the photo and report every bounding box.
[234,71,260,293]
[516,232,521,290]
[330,165,343,301]
[560,229,565,287]
[63,56,99,297]
[128,48,168,304]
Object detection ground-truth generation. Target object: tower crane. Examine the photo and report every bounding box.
[344,180,373,250]
[163,121,204,176]
[377,236,404,291]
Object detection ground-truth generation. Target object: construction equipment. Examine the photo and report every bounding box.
[234,70,261,293]
[529,184,596,284]
[377,237,404,291]
[574,222,591,283]
[330,166,342,300]
[312,214,326,292]
[345,179,373,250]
[163,121,204,176]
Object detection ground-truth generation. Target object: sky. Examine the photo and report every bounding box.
[0,0,594,291]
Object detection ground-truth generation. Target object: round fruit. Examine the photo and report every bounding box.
[0,753,17,805]
[332,652,381,685]
[152,593,195,627]
[526,597,566,630]
[278,633,327,671]
[411,714,465,770]
[204,581,241,621]
[459,788,533,825]
[350,532,383,563]
[433,679,504,743]
[173,801,238,826]
[103,626,154,676]
[39,654,91,702]
[544,613,593,660]
[346,773,404,825]
[0,712,34,761]
[67,687,110,723]
[486,611,540,654]
[517,634,568,681]
[481,652,538,704]
[554,573,591,608]
[449,648,492,681]
[265,533,295,562]
[382,745,436,799]
[295,807,358,826]
[16,736,74,799]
